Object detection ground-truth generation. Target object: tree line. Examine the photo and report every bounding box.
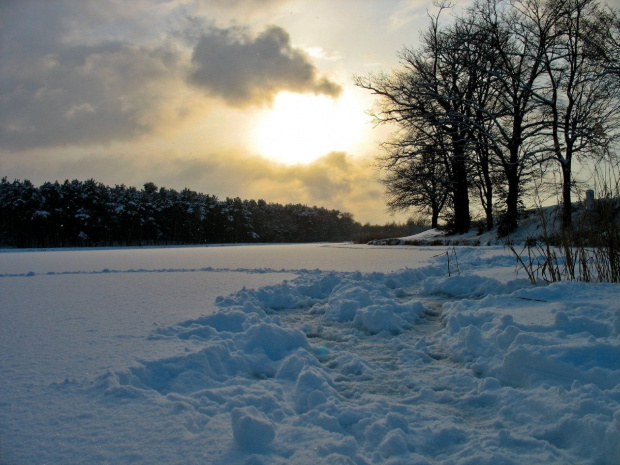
[356,0,620,235]
[0,177,425,248]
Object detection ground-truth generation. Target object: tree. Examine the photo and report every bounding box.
[0,177,368,247]
[381,144,450,228]
[355,7,481,233]
[537,0,620,227]
[458,0,555,234]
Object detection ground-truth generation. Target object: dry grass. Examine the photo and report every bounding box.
[510,163,620,284]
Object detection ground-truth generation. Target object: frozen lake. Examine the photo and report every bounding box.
[1,243,618,464]
[0,244,440,384]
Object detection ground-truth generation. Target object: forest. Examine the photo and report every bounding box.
[0,178,426,248]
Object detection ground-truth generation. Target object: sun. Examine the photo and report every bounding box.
[252,91,368,165]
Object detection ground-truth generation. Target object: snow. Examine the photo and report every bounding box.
[397,205,591,247]
[1,243,619,464]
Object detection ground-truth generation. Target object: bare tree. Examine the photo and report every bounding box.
[380,143,451,228]
[355,7,480,233]
[537,0,620,228]
[458,0,555,234]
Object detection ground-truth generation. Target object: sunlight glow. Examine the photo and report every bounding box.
[252,91,368,165]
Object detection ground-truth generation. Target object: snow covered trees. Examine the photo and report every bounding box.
[0,178,360,247]
[357,0,620,234]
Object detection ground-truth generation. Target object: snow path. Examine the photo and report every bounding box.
[271,284,517,458]
[276,296,444,401]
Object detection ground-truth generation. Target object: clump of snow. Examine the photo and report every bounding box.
[232,406,276,451]
[1,244,619,464]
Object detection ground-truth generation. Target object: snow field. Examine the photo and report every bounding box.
[1,244,619,464]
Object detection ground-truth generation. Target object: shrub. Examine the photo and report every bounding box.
[510,165,619,284]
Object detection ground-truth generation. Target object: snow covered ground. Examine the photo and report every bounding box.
[1,243,619,464]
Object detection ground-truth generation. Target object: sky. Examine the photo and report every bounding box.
[1,0,619,224]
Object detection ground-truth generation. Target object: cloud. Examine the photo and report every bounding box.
[164,151,386,222]
[181,0,293,26]
[287,152,355,202]
[1,145,388,223]
[205,0,289,10]
[0,42,194,150]
[189,25,342,107]
[303,46,343,61]
[0,2,341,150]
[0,1,203,150]
[388,0,431,31]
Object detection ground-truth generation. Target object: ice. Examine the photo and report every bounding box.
[1,243,619,464]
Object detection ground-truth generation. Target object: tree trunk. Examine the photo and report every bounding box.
[561,159,572,229]
[451,145,471,234]
[498,135,522,236]
[431,207,439,229]
[480,154,494,231]
[505,177,519,232]
[501,159,520,236]
[485,188,494,231]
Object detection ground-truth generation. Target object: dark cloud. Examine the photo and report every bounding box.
[0,41,184,150]
[189,25,342,107]
[0,1,340,150]
[0,1,194,150]
[183,150,383,220]
[287,152,354,202]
